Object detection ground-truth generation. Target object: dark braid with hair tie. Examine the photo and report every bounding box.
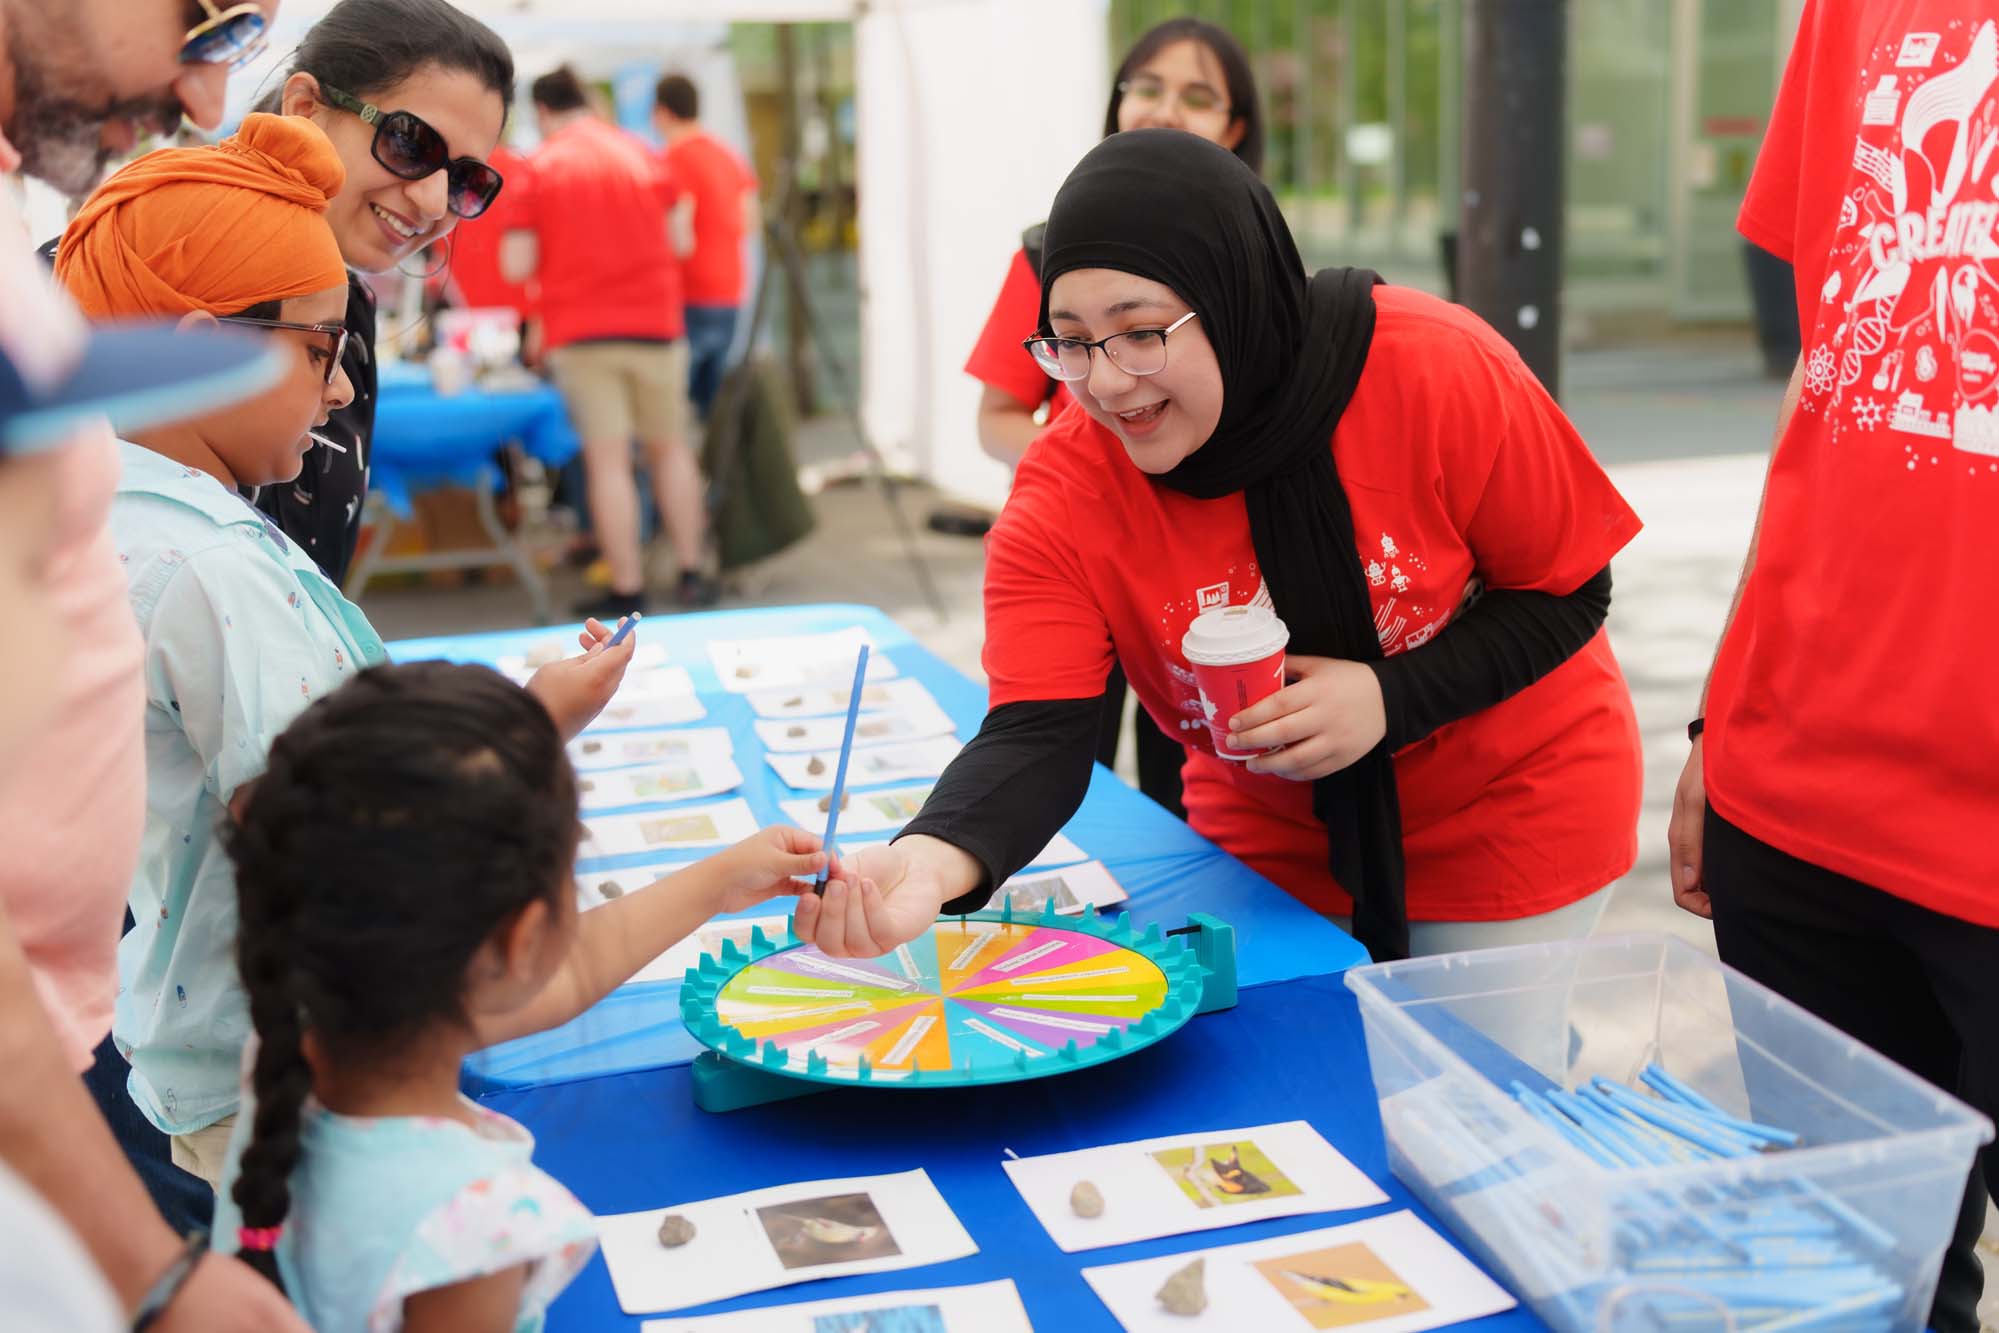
[222,662,580,1290]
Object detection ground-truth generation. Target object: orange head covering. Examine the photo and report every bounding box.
[56,114,348,321]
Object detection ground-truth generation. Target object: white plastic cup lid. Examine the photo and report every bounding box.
[1181,604,1290,666]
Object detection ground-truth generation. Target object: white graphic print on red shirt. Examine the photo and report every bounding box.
[1806,19,1999,464]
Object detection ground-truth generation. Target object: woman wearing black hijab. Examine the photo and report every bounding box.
[805,131,1643,962]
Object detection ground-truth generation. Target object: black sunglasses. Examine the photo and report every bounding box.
[221,317,350,386]
[319,84,504,220]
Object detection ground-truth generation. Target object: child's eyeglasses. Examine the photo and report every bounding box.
[181,1,269,70]
[221,317,350,386]
[319,85,506,220]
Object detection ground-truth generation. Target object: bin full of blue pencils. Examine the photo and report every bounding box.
[1345,934,1992,1332]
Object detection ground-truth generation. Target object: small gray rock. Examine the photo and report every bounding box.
[1157,1258,1206,1316]
[1070,1181,1104,1218]
[598,880,625,900]
[806,755,828,775]
[656,1214,696,1247]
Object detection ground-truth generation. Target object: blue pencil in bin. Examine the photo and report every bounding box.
[813,644,871,895]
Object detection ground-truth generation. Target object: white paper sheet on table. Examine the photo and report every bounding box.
[590,668,707,729]
[1004,1120,1386,1253]
[1080,1209,1515,1333]
[766,738,963,791]
[640,1278,1034,1332]
[498,639,668,683]
[780,784,934,835]
[753,701,958,753]
[581,798,760,857]
[596,1168,976,1315]
[746,676,941,721]
[571,726,735,773]
[995,860,1128,916]
[577,755,744,812]
[708,628,899,693]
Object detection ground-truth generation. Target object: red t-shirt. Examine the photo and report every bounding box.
[444,144,536,317]
[662,131,757,307]
[514,117,683,350]
[965,247,1072,413]
[984,285,1643,921]
[1709,1,1999,924]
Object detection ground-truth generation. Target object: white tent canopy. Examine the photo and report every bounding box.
[264,0,1109,509]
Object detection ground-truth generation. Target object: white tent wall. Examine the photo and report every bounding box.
[855,0,1107,507]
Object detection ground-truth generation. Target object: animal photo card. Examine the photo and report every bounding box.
[996,862,1129,916]
[569,726,735,773]
[579,798,761,859]
[638,1278,1033,1333]
[1002,1120,1387,1252]
[747,676,943,721]
[765,738,963,791]
[596,1169,975,1314]
[590,667,708,729]
[576,755,745,813]
[1080,1209,1515,1333]
[708,628,899,693]
[780,784,935,836]
[754,700,958,753]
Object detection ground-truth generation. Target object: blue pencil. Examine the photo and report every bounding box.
[813,644,870,894]
[606,613,640,647]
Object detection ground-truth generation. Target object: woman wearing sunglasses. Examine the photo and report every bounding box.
[964,17,1266,826]
[803,130,1644,966]
[248,0,514,585]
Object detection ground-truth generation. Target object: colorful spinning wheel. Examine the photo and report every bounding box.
[680,904,1237,1111]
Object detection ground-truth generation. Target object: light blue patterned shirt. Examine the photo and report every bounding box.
[110,444,386,1134]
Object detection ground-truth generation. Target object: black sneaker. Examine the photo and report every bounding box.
[572,589,646,621]
[675,571,720,608]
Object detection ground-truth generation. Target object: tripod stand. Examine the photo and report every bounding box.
[704,169,947,622]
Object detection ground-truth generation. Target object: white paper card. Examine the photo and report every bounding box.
[597,1169,976,1315]
[1005,1121,1386,1253]
[709,628,900,693]
[747,677,942,720]
[996,861,1128,916]
[577,755,745,812]
[641,1279,1034,1332]
[581,798,760,857]
[571,727,736,772]
[766,738,963,791]
[1081,1209,1514,1333]
[500,639,668,683]
[754,702,958,753]
[780,784,934,835]
[1031,832,1088,868]
[591,668,707,729]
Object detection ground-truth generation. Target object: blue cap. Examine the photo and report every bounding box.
[0,322,284,455]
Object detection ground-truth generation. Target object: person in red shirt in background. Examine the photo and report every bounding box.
[653,74,758,421]
[505,66,713,616]
[442,141,535,321]
[799,130,1642,975]
[1669,6,1999,1327]
[964,18,1269,823]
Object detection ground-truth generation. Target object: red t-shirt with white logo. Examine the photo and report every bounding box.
[964,247,1073,414]
[983,285,1644,921]
[1710,1,1999,924]
[514,118,683,351]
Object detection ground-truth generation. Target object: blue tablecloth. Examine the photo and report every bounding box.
[387,605,1367,1094]
[371,364,580,518]
[482,975,1544,1331]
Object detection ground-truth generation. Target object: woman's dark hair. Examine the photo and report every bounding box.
[257,0,514,113]
[1103,18,1263,175]
[655,74,699,121]
[531,66,588,114]
[223,661,579,1288]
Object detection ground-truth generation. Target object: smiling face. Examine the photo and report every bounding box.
[1113,38,1245,154]
[284,62,505,274]
[193,283,355,486]
[1046,267,1223,475]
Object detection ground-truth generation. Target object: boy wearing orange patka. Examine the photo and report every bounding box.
[54,114,632,1194]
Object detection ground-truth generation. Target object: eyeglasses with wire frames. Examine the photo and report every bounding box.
[181,1,269,70]
[221,317,350,387]
[1116,77,1230,118]
[318,84,506,220]
[1023,311,1200,382]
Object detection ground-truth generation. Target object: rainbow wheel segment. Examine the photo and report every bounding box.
[679,904,1211,1090]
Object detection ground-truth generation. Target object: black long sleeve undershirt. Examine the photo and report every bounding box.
[904,563,1614,912]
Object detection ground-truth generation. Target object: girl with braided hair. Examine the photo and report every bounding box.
[211,660,827,1331]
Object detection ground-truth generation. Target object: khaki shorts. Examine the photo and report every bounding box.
[170,1112,238,1192]
[548,339,690,444]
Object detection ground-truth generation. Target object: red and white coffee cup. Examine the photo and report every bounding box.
[1181,605,1290,761]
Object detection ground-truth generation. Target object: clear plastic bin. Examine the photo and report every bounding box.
[1344,933,1992,1331]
